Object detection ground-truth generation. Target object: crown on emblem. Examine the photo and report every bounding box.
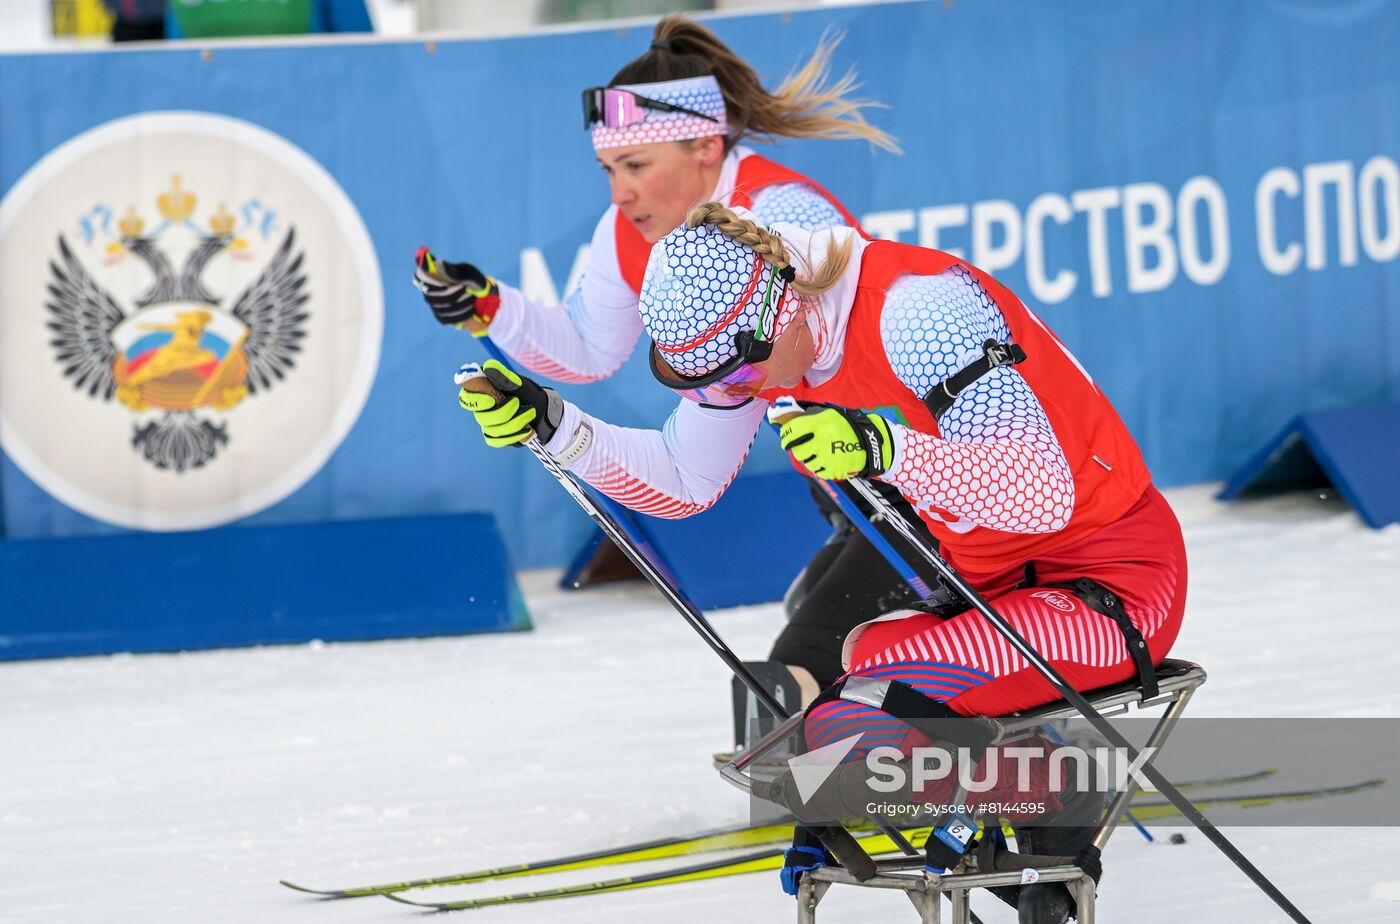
[209,204,235,235]
[118,206,145,239]
[157,175,196,222]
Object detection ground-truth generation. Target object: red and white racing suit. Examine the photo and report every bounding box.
[540,234,1187,744]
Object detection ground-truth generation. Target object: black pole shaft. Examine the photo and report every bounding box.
[524,441,789,718]
[511,437,909,873]
[846,478,1314,924]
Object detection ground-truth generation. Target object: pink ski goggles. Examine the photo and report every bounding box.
[581,87,720,130]
[650,331,775,408]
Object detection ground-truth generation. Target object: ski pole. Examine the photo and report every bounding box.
[768,419,933,598]
[767,396,1314,923]
[416,247,680,587]
[454,365,899,880]
[827,480,933,596]
[766,414,1156,843]
[1040,722,1153,844]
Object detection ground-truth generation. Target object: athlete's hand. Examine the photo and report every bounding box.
[414,247,500,333]
[779,404,892,480]
[456,360,563,448]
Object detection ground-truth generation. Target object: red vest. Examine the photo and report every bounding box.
[763,240,1153,574]
[613,152,866,294]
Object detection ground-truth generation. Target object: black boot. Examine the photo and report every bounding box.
[1014,758,1109,923]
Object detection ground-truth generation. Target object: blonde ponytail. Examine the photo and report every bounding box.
[753,30,901,153]
[610,16,900,154]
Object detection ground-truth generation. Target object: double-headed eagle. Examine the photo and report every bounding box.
[46,176,309,472]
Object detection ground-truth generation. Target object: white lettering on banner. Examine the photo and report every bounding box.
[1070,187,1122,297]
[1359,155,1400,263]
[517,155,1400,314]
[862,208,916,242]
[1122,182,1178,293]
[971,199,1023,273]
[519,243,589,305]
[1177,176,1231,285]
[1024,192,1076,304]
[1256,166,1302,275]
[864,177,1238,300]
[918,204,969,258]
[1304,161,1359,269]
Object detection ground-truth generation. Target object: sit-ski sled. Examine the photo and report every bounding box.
[443,374,1313,924]
[720,657,1208,923]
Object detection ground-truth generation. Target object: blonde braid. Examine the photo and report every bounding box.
[685,201,853,297]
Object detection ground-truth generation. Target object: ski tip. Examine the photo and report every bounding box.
[278,880,324,894]
[381,891,432,907]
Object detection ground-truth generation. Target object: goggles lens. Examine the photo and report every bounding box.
[582,87,721,130]
[583,88,647,129]
[650,344,771,407]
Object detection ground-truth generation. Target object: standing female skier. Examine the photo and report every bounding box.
[454,203,1187,922]
[416,16,919,706]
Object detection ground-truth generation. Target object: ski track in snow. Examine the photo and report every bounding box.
[1,485,1398,922]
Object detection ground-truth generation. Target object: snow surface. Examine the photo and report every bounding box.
[3,485,1399,923]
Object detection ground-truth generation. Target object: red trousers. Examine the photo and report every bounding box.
[805,486,1187,757]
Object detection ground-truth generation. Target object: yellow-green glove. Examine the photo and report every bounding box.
[779,404,893,480]
[457,360,563,448]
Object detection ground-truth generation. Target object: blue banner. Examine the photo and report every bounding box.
[2,0,1397,569]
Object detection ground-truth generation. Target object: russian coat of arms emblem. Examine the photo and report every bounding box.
[49,174,309,471]
[0,112,381,532]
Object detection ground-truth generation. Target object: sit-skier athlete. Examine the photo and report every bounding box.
[413,15,925,710]
[454,203,1188,922]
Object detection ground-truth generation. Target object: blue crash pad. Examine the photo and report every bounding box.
[1218,403,1400,529]
[0,513,530,661]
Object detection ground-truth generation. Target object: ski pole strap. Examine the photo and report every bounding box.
[922,339,1028,418]
[808,675,1002,752]
[1051,577,1159,700]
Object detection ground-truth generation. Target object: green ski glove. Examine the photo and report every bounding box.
[779,404,893,480]
[457,360,563,448]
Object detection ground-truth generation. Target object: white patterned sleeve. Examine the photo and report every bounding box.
[877,266,1075,534]
[486,208,642,384]
[748,183,848,231]
[542,397,768,519]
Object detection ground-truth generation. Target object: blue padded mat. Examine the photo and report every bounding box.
[1218,403,1400,529]
[0,513,530,660]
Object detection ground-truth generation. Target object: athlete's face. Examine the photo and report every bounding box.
[754,308,817,390]
[597,137,725,244]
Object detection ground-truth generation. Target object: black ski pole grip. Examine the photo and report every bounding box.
[816,825,876,882]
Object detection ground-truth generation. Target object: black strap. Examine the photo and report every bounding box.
[788,824,832,856]
[807,677,1000,751]
[906,582,968,618]
[1053,577,1159,700]
[922,339,1028,418]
